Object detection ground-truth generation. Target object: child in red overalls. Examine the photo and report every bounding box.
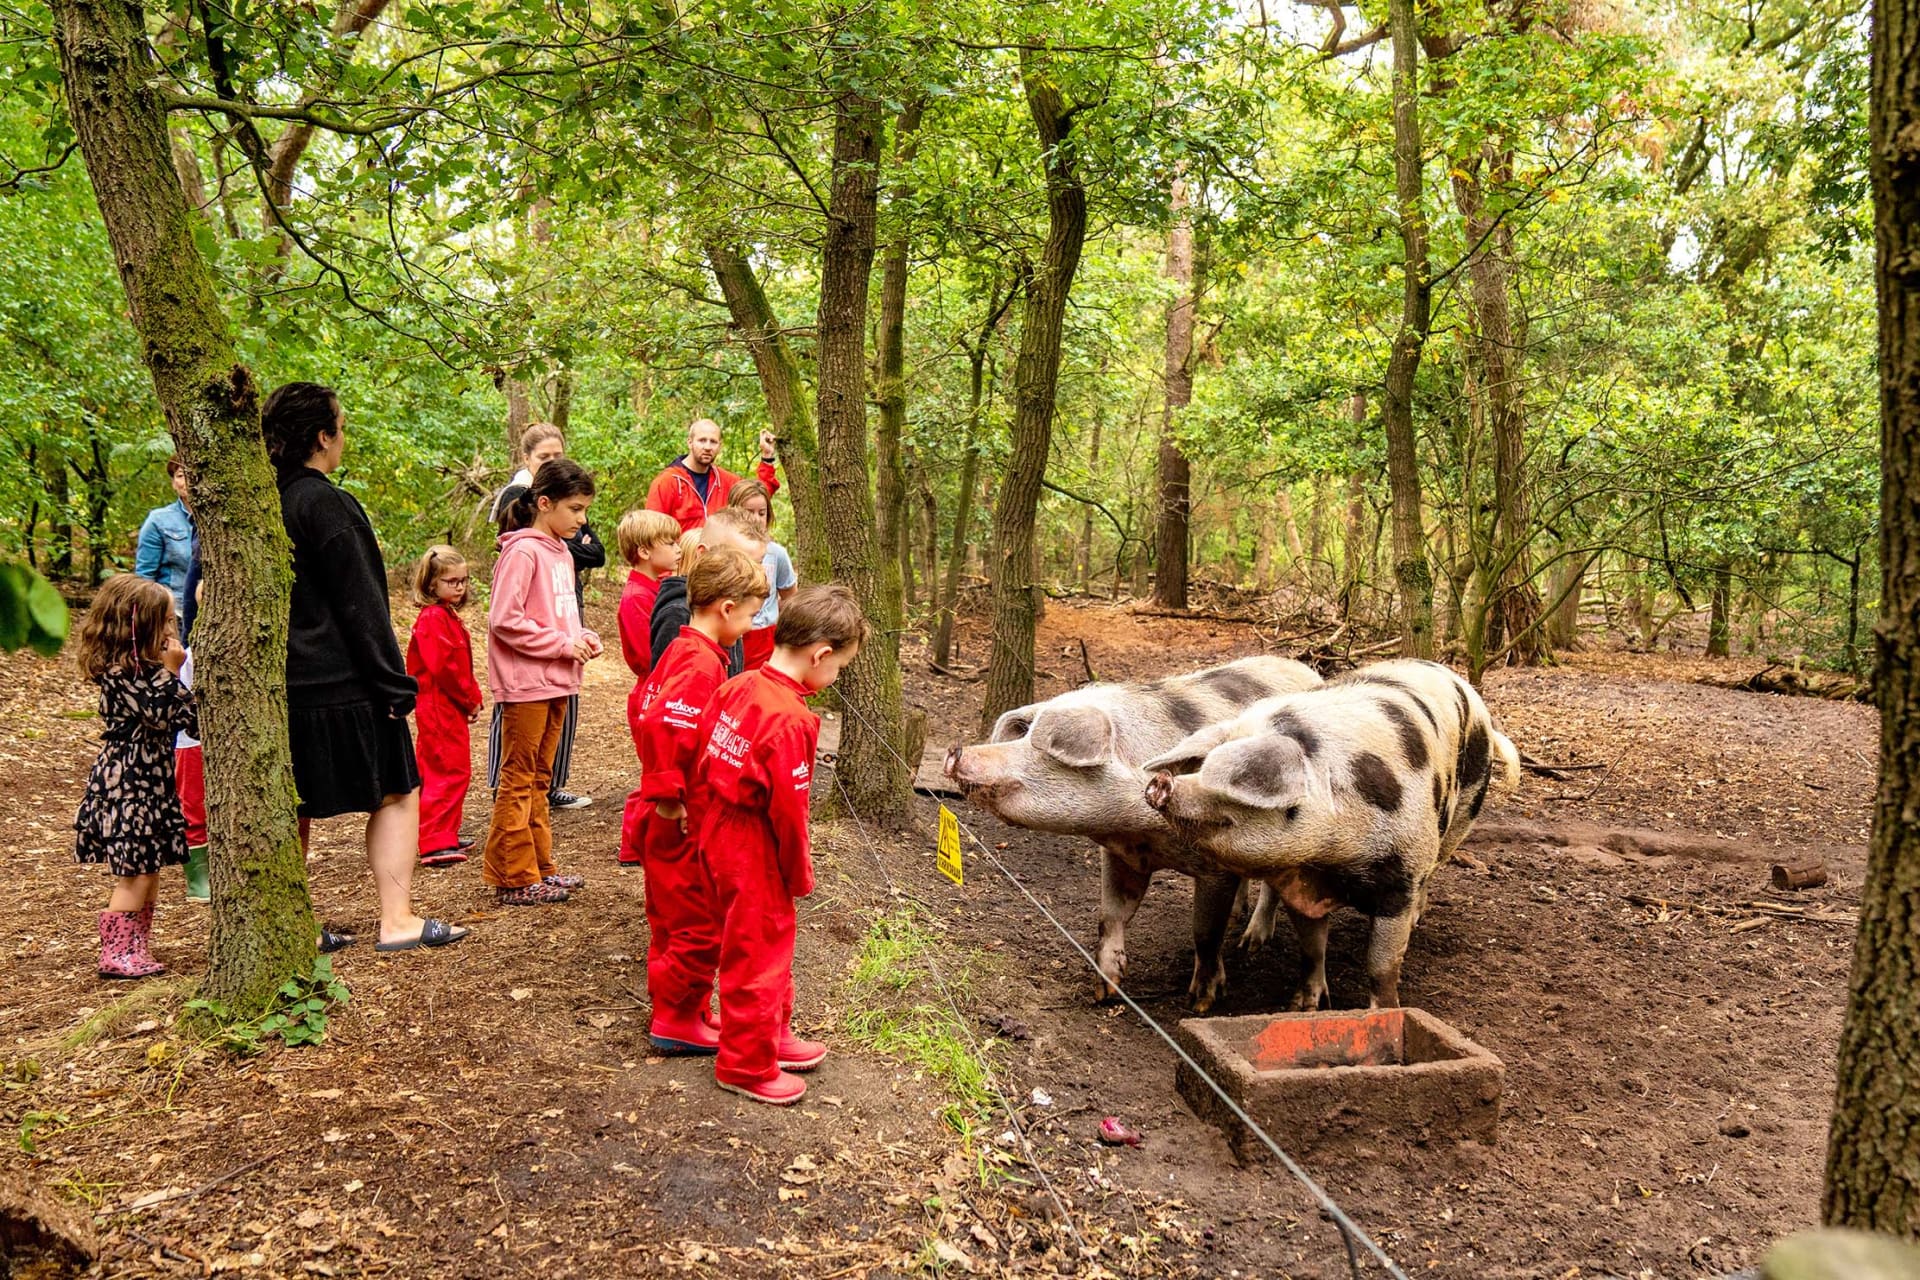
[407,546,484,866]
[696,584,868,1105]
[637,548,767,1053]
[617,509,687,865]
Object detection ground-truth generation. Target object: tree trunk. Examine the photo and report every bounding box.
[1079,404,1103,591]
[814,88,910,823]
[51,0,315,1016]
[981,53,1087,732]
[1825,0,1920,1223]
[1152,176,1195,609]
[501,374,531,460]
[1707,561,1732,657]
[1381,0,1435,659]
[259,0,392,253]
[912,450,937,611]
[1450,145,1541,664]
[933,349,990,667]
[874,101,924,637]
[1544,547,1590,652]
[547,369,574,433]
[43,448,73,578]
[706,240,831,583]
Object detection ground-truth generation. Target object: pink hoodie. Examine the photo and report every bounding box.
[488,528,602,702]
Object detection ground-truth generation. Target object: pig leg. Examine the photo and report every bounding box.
[1240,880,1281,954]
[1364,910,1417,1008]
[1095,850,1153,1002]
[1187,873,1241,1012]
[1285,904,1333,1011]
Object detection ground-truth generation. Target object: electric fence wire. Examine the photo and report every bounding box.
[822,764,1092,1260]
[829,699,1412,1280]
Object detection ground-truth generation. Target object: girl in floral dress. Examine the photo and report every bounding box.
[73,574,197,979]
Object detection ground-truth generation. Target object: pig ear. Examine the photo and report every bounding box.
[1141,721,1237,778]
[989,703,1042,743]
[1030,705,1115,768]
[1201,735,1311,810]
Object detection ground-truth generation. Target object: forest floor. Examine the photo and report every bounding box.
[0,591,1874,1279]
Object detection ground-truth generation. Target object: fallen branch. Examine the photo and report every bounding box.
[100,1151,281,1218]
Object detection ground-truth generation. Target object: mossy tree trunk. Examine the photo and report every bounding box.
[980,53,1087,731]
[1152,176,1194,610]
[1381,0,1435,660]
[873,99,924,648]
[814,88,911,823]
[51,0,315,1015]
[1825,0,1920,1228]
[707,240,832,584]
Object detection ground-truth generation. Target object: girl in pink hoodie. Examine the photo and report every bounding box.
[484,459,604,905]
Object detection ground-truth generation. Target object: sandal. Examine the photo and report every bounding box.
[419,849,468,867]
[543,873,586,890]
[318,927,356,953]
[375,917,471,951]
[497,882,570,906]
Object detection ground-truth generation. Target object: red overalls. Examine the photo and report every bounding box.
[636,628,729,1024]
[695,666,818,1087]
[406,602,483,854]
[617,570,664,865]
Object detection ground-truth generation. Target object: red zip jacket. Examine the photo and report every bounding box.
[617,569,664,679]
[696,666,818,898]
[406,602,483,715]
[644,456,781,533]
[637,627,729,806]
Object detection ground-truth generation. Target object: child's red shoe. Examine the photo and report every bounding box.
[650,1010,721,1056]
[776,1031,827,1072]
[718,1071,807,1107]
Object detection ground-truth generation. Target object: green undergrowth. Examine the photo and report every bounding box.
[840,906,998,1140]
[185,955,349,1052]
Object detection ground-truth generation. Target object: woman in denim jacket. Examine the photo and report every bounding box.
[134,458,195,617]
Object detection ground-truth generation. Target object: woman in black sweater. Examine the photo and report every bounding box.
[266,383,467,952]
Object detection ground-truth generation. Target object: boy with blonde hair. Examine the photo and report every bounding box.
[648,508,768,675]
[636,548,769,1052]
[617,508,687,865]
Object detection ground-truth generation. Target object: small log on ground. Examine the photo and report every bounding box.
[1770,860,1829,891]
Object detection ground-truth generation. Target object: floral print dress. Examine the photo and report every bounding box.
[74,665,198,876]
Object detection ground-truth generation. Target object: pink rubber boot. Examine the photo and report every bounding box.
[98,911,162,980]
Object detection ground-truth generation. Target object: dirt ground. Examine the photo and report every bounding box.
[0,590,1875,1278]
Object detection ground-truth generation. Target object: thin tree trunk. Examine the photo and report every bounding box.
[981,53,1088,731]
[547,369,573,433]
[259,0,391,252]
[1153,177,1195,609]
[911,450,936,611]
[1079,405,1103,591]
[51,0,314,1016]
[933,348,991,667]
[707,241,831,583]
[1825,0,1920,1220]
[1382,0,1435,659]
[874,100,924,638]
[1707,561,1732,657]
[1450,145,1541,664]
[815,88,909,823]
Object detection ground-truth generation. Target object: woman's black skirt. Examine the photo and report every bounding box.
[288,698,421,819]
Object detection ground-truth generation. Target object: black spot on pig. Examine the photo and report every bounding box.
[1267,709,1321,757]
[1165,694,1208,734]
[1349,751,1403,811]
[1199,666,1267,705]
[1378,700,1429,769]
[1456,721,1492,820]
[1346,673,1440,730]
[1309,851,1414,918]
[1432,773,1447,833]
[1453,682,1473,740]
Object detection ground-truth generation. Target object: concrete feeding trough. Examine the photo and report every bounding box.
[1175,1008,1503,1157]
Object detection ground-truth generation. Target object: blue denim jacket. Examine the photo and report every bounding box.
[134,500,195,616]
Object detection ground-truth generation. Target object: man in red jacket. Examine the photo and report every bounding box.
[646,417,782,533]
[696,584,868,1106]
[636,549,767,1054]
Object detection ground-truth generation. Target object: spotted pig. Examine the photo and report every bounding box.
[1141,659,1520,1011]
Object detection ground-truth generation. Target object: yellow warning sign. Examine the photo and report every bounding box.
[936,805,964,886]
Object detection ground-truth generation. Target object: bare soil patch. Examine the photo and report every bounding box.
[0,595,1874,1278]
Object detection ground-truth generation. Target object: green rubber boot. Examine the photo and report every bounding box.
[185,844,210,903]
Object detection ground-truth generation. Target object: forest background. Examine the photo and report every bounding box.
[0,0,1876,684]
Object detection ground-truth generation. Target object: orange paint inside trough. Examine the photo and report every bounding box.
[1244,1009,1407,1071]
